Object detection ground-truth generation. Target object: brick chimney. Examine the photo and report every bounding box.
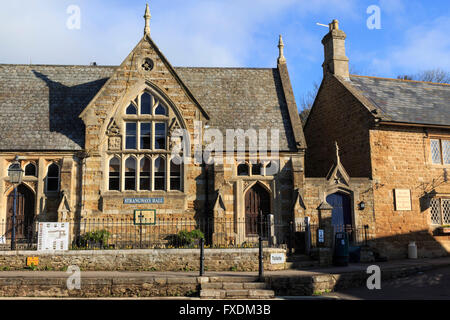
[321,19,349,78]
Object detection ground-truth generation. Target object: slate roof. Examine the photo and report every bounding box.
[0,65,114,151]
[176,67,296,151]
[0,64,296,151]
[348,75,450,126]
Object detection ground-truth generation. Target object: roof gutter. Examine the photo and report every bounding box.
[377,120,450,130]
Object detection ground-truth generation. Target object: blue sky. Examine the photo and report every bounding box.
[1,0,449,110]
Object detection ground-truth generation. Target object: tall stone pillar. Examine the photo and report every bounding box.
[316,202,334,266]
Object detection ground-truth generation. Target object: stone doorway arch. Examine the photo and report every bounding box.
[5,184,35,242]
[326,192,352,229]
[244,182,271,237]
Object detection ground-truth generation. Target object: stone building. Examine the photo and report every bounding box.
[1,5,448,260]
[304,20,450,259]
[0,5,306,246]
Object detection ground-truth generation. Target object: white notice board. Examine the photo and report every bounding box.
[37,222,69,252]
[270,253,286,264]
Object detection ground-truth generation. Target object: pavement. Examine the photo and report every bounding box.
[0,256,449,279]
[0,256,449,299]
[322,265,450,300]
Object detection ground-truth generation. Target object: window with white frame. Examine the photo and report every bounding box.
[140,157,151,191]
[109,157,120,191]
[430,197,450,226]
[107,90,182,192]
[124,92,168,151]
[430,139,450,165]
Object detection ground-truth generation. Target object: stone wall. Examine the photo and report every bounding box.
[302,177,374,227]
[0,276,202,298]
[303,72,450,260]
[0,154,81,224]
[304,74,373,178]
[369,125,450,259]
[0,248,286,272]
[79,36,208,218]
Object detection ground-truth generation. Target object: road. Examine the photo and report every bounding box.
[323,266,450,300]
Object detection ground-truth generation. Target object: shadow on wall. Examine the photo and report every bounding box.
[272,68,298,151]
[306,215,449,261]
[31,70,109,148]
[370,230,450,260]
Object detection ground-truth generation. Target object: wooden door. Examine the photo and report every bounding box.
[6,185,35,241]
[326,192,352,231]
[245,183,270,237]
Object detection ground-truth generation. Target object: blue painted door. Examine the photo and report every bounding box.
[326,193,352,227]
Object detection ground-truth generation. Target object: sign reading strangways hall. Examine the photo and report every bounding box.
[123,198,164,204]
[394,189,412,211]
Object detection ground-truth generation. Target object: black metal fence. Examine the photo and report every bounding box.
[0,218,38,250]
[0,217,373,251]
[333,224,373,247]
[286,221,374,255]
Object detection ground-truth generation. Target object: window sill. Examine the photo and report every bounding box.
[109,150,171,154]
[44,191,60,197]
[102,190,185,197]
[430,163,450,168]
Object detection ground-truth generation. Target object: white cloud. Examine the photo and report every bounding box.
[366,16,450,76]
[0,0,359,67]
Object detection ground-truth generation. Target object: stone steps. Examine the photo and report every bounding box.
[286,254,319,269]
[200,288,275,299]
[207,276,260,283]
[202,282,268,290]
[200,280,274,299]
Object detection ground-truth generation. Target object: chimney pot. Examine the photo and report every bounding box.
[321,19,349,79]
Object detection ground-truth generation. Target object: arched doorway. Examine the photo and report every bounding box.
[326,192,352,231]
[6,184,35,242]
[245,183,271,237]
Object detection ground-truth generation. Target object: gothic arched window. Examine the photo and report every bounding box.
[107,90,183,192]
[25,163,37,177]
[154,157,165,191]
[125,157,137,191]
[46,163,60,192]
[126,103,137,115]
[237,163,249,176]
[140,93,152,115]
[170,159,182,191]
[155,102,167,116]
[109,157,121,191]
[140,157,151,191]
[251,162,262,176]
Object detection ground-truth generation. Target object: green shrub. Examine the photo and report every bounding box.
[79,229,111,248]
[172,229,204,247]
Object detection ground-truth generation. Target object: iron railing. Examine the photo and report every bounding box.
[0,218,38,250]
[0,217,373,251]
[0,216,281,250]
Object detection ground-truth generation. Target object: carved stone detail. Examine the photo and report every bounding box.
[107,120,120,136]
[108,136,122,151]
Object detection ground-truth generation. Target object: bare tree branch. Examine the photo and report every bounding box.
[397,68,450,83]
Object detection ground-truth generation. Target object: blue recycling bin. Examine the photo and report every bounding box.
[333,232,349,266]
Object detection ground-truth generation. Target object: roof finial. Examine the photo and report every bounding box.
[278,35,286,64]
[335,141,340,163]
[144,3,151,36]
